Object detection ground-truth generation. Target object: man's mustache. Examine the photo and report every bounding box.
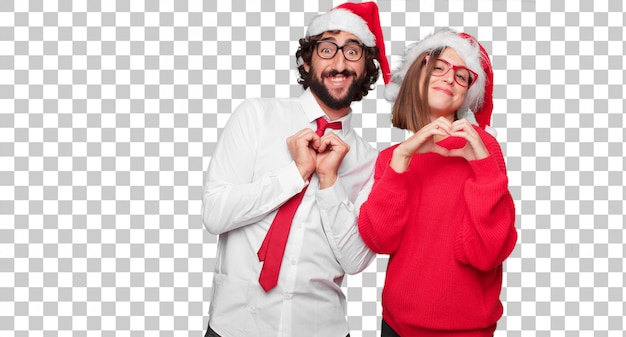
[321,69,357,78]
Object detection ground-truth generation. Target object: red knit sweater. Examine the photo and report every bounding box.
[358,127,517,337]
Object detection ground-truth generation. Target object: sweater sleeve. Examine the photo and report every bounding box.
[358,147,411,255]
[454,134,518,271]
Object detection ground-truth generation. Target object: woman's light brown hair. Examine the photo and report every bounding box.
[391,48,444,133]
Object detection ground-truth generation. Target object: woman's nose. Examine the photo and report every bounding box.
[442,69,455,84]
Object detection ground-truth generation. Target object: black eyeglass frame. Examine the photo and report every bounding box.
[315,41,365,62]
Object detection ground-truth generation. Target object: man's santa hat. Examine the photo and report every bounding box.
[385,28,495,134]
[306,1,391,85]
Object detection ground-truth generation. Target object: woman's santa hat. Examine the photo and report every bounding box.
[306,1,391,85]
[385,28,495,134]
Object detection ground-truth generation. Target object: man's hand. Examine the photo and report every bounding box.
[314,132,350,189]
[286,128,320,181]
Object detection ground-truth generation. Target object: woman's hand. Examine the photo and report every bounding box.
[390,117,452,173]
[389,117,490,173]
[445,118,489,161]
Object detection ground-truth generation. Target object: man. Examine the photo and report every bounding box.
[202,2,390,336]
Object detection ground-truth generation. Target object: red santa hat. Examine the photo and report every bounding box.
[385,28,495,134]
[306,1,391,85]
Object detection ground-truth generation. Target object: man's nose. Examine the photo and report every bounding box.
[330,50,347,68]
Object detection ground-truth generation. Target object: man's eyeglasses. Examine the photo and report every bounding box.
[426,56,478,88]
[315,41,364,61]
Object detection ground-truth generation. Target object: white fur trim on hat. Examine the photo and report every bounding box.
[484,125,497,137]
[306,8,376,46]
[457,108,478,125]
[385,28,486,122]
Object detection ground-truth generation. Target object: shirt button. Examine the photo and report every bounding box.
[290,259,297,265]
[284,293,293,300]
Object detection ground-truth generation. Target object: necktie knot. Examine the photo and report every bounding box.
[315,118,342,137]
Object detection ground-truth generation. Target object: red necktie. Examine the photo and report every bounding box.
[257,118,342,292]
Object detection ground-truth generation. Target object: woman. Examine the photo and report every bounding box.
[358,28,517,337]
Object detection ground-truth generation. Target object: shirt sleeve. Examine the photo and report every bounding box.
[453,134,518,271]
[201,99,307,235]
[317,173,376,274]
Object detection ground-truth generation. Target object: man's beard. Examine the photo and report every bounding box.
[309,69,365,110]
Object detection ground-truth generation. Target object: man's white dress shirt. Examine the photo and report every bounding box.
[202,88,377,337]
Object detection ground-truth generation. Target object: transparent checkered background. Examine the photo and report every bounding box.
[1,0,624,336]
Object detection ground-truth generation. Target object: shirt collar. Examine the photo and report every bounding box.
[300,88,352,135]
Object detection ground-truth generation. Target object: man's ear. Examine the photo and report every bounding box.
[303,62,310,73]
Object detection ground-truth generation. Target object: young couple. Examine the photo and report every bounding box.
[202,2,517,336]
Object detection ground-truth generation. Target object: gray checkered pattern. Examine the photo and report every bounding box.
[1,0,624,336]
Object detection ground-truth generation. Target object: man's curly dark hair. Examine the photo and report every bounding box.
[295,31,381,102]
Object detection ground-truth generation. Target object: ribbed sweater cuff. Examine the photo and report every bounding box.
[469,155,505,182]
[380,162,412,190]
